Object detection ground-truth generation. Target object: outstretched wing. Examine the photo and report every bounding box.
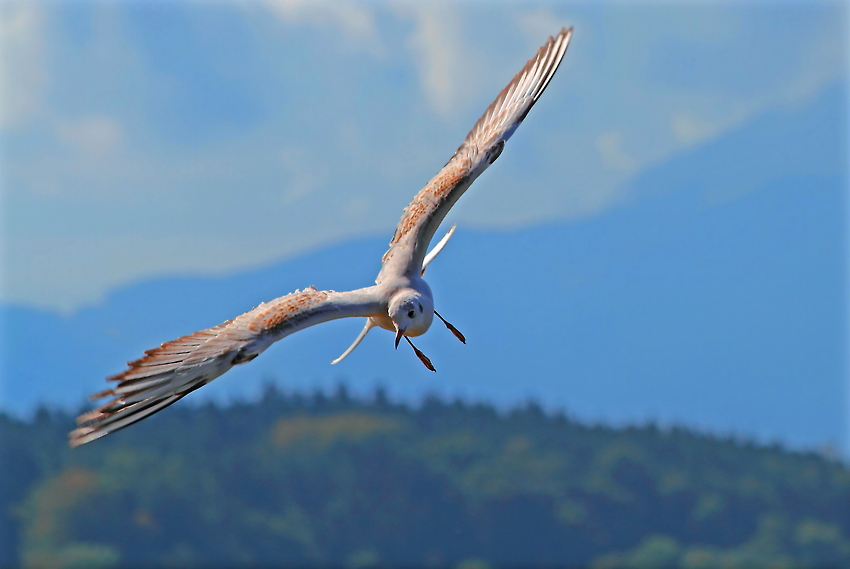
[69,286,383,447]
[378,27,572,280]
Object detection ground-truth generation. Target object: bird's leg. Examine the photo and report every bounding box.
[405,336,436,372]
[421,225,457,276]
[434,311,466,344]
[331,319,375,364]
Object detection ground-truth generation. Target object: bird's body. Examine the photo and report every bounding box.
[370,276,434,337]
[69,27,573,447]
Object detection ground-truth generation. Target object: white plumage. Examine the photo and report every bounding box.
[69,28,573,447]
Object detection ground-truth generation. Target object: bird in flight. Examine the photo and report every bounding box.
[69,28,573,447]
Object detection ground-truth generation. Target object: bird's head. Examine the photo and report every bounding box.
[388,288,434,346]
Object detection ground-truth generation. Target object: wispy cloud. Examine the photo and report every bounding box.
[670,112,718,145]
[517,7,574,44]
[56,115,123,156]
[263,0,381,53]
[2,1,846,311]
[6,232,290,313]
[279,147,324,206]
[395,3,473,118]
[781,6,847,105]
[0,2,47,129]
[596,132,636,172]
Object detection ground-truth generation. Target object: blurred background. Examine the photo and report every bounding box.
[1,1,848,567]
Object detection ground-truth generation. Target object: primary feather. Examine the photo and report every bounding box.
[379,27,572,279]
[69,286,382,447]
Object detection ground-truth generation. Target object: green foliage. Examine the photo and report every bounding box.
[1,387,848,568]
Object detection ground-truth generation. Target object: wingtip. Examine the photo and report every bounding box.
[88,388,116,401]
[68,427,103,448]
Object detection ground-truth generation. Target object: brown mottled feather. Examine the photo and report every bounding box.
[69,286,381,446]
[380,27,572,278]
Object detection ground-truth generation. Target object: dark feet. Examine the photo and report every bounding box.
[435,311,466,344]
[405,336,436,372]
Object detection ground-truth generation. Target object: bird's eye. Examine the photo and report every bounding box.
[408,310,415,319]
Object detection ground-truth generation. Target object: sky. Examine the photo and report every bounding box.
[0,0,847,312]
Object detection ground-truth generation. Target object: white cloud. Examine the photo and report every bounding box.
[13,115,130,198]
[596,132,636,172]
[263,0,381,53]
[3,2,846,312]
[56,116,124,156]
[0,2,47,129]
[342,195,370,219]
[670,112,719,145]
[517,7,574,44]
[279,147,324,205]
[781,8,847,105]
[395,2,472,118]
[4,233,289,313]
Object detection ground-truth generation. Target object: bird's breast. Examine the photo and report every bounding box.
[370,313,395,332]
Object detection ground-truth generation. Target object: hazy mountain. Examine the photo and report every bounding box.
[1,82,845,453]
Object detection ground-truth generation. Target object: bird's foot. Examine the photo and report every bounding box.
[405,336,436,372]
[434,311,466,344]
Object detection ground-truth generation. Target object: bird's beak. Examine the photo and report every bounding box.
[394,327,404,349]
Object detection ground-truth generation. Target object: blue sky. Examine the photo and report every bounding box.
[1,1,847,312]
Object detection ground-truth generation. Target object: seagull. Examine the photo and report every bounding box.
[69,27,573,447]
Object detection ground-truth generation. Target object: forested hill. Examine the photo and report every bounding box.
[2,387,849,568]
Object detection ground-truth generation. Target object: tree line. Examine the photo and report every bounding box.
[1,384,848,568]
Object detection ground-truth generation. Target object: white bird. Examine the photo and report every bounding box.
[69,27,573,447]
